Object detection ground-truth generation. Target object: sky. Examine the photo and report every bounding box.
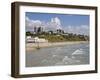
[25,12,90,35]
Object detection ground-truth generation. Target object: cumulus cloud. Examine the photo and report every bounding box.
[26,16,89,35]
[51,17,62,29]
[44,17,62,31]
[26,17,42,31]
[51,17,61,27]
[64,25,89,35]
[26,17,62,31]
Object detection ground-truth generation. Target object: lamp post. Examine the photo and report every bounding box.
[34,37,40,49]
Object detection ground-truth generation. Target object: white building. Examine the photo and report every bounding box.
[34,37,48,43]
[26,36,48,43]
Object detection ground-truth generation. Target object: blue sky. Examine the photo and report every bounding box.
[26,12,89,27]
[26,12,89,35]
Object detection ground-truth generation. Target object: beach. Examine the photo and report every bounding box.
[26,41,89,51]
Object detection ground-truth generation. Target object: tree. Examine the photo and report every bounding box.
[34,26,37,33]
[26,31,31,36]
[57,29,64,34]
[37,27,42,33]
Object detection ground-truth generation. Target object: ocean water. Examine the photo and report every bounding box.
[26,42,89,67]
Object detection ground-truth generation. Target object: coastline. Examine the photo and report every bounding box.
[26,41,89,51]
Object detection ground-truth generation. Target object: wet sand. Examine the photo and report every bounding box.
[26,41,89,51]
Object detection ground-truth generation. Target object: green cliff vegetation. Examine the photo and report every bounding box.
[26,31,89,42]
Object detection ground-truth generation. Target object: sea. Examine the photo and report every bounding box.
[26,42,89,67]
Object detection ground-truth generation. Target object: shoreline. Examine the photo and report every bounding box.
[26,41,89,51]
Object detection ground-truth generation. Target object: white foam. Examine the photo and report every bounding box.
[62,56,69,62]
[72,49,84,55]
[52,55,57,57]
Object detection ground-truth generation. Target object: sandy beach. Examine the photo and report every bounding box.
[26,41,89,51]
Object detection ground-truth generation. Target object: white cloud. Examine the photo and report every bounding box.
[44,17,62,31]
[64,25,89,35]
[51,17,61,26]
[26,16,89,35]
[26,17,42,31]
[26,17,62,32]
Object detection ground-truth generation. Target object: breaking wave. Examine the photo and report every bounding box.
[72,49,84,55]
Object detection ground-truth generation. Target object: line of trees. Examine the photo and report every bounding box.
[26,30,89,42]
